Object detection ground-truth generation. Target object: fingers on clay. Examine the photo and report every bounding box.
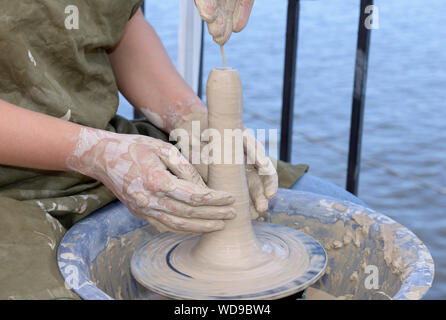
[246,169,268,212]
[262,173,278,199]
[159,145,207,188]
[166,179,235,207]
[156,197,236,220]
[147,210,226,233]
[233,0,254,32]
[195,0,218,22]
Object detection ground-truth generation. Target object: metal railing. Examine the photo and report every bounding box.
[279,0,373,196]
[346,0,373,195]
[139,0,374,196]
[280,0,300,164]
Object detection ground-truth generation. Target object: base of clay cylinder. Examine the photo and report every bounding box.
[131,222,327,300]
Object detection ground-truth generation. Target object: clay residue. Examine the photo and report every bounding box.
[304,288,354,300]
[379,223,409,276]
[266,208,405,299]
[90,225,167,300]
[352,212,375,236]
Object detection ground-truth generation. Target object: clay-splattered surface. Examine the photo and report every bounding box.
[61,190,434,300]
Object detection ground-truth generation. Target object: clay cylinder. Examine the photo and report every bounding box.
[191,68,267,270]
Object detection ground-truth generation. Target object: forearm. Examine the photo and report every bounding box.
[0,99,84,171]
[108,9,206,133]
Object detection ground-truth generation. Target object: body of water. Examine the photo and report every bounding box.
[118,0,446,299]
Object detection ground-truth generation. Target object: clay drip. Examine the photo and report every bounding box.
[220,45,227,68]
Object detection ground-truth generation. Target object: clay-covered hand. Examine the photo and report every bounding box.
[194,0,254,45]
[243,128,278,216]
[174,111,278,218]
[67,128,236,233]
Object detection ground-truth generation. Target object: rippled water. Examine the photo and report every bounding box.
[118,0,446,299]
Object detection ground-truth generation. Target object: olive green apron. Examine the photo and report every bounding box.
[0,0,308,299]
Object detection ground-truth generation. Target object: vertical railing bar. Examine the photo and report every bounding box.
[133,0,146,120]
[280,0,300,162]
[346,0,374,195]
[197,20,205,99]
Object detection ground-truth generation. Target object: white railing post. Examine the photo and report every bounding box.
[178,0,203,94]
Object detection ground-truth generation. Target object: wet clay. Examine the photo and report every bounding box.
[220,45,226,68]
[190,67,265,269]
[259,193,433,300]
[129,68,326,299]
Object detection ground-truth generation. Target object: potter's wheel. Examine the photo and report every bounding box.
[130,222,327,300]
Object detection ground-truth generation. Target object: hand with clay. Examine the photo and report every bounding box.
[108,10,276,221]
[194,0,255,45]
[67,128,236,233]
[243,127,278,215]
[174,108,278,218]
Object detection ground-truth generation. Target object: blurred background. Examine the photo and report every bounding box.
[117,0,446,299]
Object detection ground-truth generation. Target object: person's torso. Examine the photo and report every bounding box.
[0,0,141,195]
[0,0,141,129]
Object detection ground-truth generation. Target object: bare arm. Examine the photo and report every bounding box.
[108,9,205,133]
[0,99,81,171]
[0,100,234,233]
[0,11,201,175]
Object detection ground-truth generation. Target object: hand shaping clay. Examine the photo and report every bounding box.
[131,67,326,299]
